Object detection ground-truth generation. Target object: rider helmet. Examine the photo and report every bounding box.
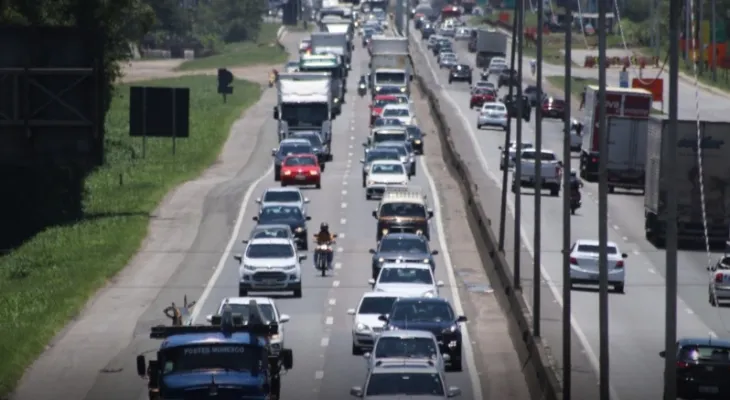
[570,169,578,177]
[320,222,329,232]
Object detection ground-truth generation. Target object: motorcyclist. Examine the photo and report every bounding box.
[358,75,368,95]
[530,59,536,76]
[313,222,337,267]
[269,68,278,85]
[571,119,583,136]
[569,169,583,202]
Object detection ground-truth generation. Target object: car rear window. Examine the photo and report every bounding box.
[521,151,558,162]
[680,345,730,362]
[576,245,618,254]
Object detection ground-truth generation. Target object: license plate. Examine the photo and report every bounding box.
[295,175,306,180]
[699,386,719,394]
[264,280,279,284]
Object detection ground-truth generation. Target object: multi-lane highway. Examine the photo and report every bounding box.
[409,23,730,400]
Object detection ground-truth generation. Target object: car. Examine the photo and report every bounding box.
[438,53,457,69]
[347,292,402,355]
[470,80,495,94]
[368,262,444,297]
[373,141,416,176]
[512,149,563,196]
[421,24,436,39]
[253,203,311,250]
[205,297,290,354]
[362,29,374,47]
[426,35,443,50]
[372,117,404,128]
[284,61,299,73]
[361,148,402,187]
[502,93,532,122]
[487,57,508,76]
[370,95,405,126]
[438,26,455,37]
[233,238,306,297]
[497,68,519,88]
[368,126,408,146]
[379,297,467,371]
[659,338,730,399]
[476,102,508,131]
[245,224,295,242]
[373,186,433,241]
[373,85,404,97]
[469,87,497,109]
[435,43,453,57]
[707,255,730,306]
[569,239,627,293]
[272,138,313,181]
[289,131,332,166]
[380,104,416,126]
[256,187,309,216]
[365,330,449,373]
[498,141,534,170]
[448,64,472,84]
[405,125,426,154]
[279,154,322,189]
[369,232,438,279]
[454,27,471,40]
[541,97,566,120]
[365,161,410,200]
[349,358,462,399]
[524,84,547,106]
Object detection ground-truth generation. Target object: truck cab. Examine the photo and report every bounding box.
[299,54,345,114]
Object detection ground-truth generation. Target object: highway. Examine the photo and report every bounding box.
[409,24,730,399]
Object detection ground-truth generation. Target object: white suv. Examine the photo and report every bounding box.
[206,297,290,354]
[347,292,402,355]
[368,262,443,297]
[233,238,306,297]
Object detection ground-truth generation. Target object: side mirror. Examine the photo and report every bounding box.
[136,355,146,376]
[362,142,368,147]
[621,253,628,258]
[306,216,312,221]
[442,353,451,361]
[233,254,243,263]
[659,350,666,358]
[242,239,248,244]
[350,387,364,398]
[255,198,262,203]
[436,280,444,287]
[206,314,214,322]
[304,198,310,203]
[273,108,280,119]
[347,308,356,315]
[377,314,388,322]
[447,386,462,398]
[281,348,294,369]
[299,253,308,261]
[271,148,277,156]
[368,278,376,286]
[368,249,376,254]
[252,216,258,221]
[372,210,378,218]
[360,159,365,164]
[431,250,439,255]
[280,314,290,323]
[457,315,468,323]
[428,209,434,219]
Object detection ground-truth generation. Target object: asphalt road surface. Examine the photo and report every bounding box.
[410,23,730,400]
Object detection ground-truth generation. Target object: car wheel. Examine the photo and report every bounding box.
[352,343,363,355]
[614,283,625,294]
[366,193,371,200]
[476,124,481,129]
[274,168,281,181]
[449,357,463,371]
[239,288,248,297]
[281,181,287,187]
[410,165,416,176]
[321,163,326,172]
[302,241,308,251]
[316,181,321,189]
[293,288,302,298]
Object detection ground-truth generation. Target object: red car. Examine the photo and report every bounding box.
[541,97,566,119]
[369,95,403,126]
[280,154,322,189]
[469,88,496,109]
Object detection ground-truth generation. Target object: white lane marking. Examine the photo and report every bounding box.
[622,236,628,241]
[612,224,620,231]
[686,308,694,315]
[343,180,348,186]
[412,34,620,400]
[349,144,354,149]
[321,337,330,347]
[329,298,337,305]
[335,262,342,269]
[340,218,347,224]
[325,316,334,325]
[351,135,355,140]
[348,152,353,157]
[648,268,656,274]
[190,165,274,322]
[333,280,341,287]
[420,155,482,400]
[315,370,324,380]
[633,249,640,255]
[341,202,348,208]
[342,190,348,195]
[710,331,718,338]
[338,233,346,238]
[337,247,344,253]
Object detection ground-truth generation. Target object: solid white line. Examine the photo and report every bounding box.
[411,31,622,400]
[189,164,274,323]
[419,155,482,400]
[315,370,324,379]
[333,280,340,287]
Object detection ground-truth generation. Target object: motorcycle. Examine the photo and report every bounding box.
[358,83,367,97]
[314,238,336,276]
[570,193,581,215]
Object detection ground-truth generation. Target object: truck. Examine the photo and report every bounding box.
[369,36,412,96]
[579,86,653,193]
[136,301,293,400]
[320,15,354,56]
[274,72,334,145]
[475,28,507,68]
[299,53,345,114]
[511,149,563,196]
[311,31,351,71]
[644,118,730,246]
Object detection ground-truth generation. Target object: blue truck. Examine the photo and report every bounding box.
[136,301,293,399]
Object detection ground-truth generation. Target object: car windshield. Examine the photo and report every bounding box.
[279,144,312,155]
[246,243,294,258]
[380,237,428,253]
[260,206,303,221]
[359,296,398,314]
[376,72,407,83]
[378,87,402,95]
[251,228,290,239]
[379,267,433,284]
[482,104,505,112]
[374,133,407,143]
[375,337,438,358]
[375,118,403,126]
[442,53,456,59]
[263,191,301,203]
[160,344,261,375]
[379,202,425,217]
[545,99,565,107]
[406,126,422,139]
[521,151,557,161]
[372,163,405,174]
[680,345,730,362]
[221,303,276,322]
[475,88,494,95]
[292,134,322,147]
[374,98,398,108]
[576,244,618,254]
[383,109,410,117]
[283,156,317,166]
[391,301,453,322]
[525,86,537,93]
[367,151,401,162]
[366,372,445,396]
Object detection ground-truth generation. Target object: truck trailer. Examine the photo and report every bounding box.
[311,31,352,71]
[475,28,507,68]
[274,72,334,144]
[369,36,411,95]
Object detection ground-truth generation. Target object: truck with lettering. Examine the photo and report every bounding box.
[274,72,334,145]
[579,86,653,192]
[475,28,507,68]
[369,36,411,96]
[136,300,293,400]
[644,118,730,246]
[311,30,352,71]
[299,53,345,114]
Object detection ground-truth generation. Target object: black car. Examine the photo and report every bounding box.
[448,64,472,84]
[380,297,467,371]
[660,337,730,399]
[368,232,439,279]
[497,68,519,88]
[502,94,531,122]
[432,39,451,56]
[362,29,374,47]
[253,204,311,250]
[436,44,453,57]
[421,23,435,39]
[289,131,332,168]
[524,85,548,107]
[405,125,425,154]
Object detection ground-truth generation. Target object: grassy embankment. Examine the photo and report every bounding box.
[177,23,288,71]
[0,75,261,396]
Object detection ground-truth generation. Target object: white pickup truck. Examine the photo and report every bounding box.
[512,149,563,196]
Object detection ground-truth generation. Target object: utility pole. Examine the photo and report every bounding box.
[712,0,717,81]
[514,0,525,291]
[562,5,573,399]
[597,0,609,398]
[533,0,544,338]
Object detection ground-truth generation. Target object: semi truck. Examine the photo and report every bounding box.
[298,53,345,113]
[274,72,334,144]
[320,15,354,50]
[475,28,507,68]
[579,86,653,193]
[644,118,730,246]
[369,36,411,95]
[311,31,352,70]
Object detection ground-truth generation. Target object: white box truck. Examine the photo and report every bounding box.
[274,72,334,147]
[369,36,411,95]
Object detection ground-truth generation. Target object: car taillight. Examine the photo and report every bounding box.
[555,166,561,175]
[615,260,624,268]
[592,157,597,163]
[716,273,724,283]
[677,361,690,369]
[570,257,578,265]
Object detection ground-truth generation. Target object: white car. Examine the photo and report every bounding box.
[364,330,448,373]
[499,141,534,170]
[365,160,409,200]
[368,262,444,297]
[380,104,416,126]
[347,292,402,354]
[488,57,507,74]
[476,102,508,131]
[569,239,627,293]
[707,256,730,306]
[427,35,443,50]
[454,27,471,40]
[206,297,290,354]
[256,187,309,216]
[438,53,458,69]
[233,238,307,297]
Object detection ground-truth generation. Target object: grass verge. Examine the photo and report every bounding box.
[177,23,287,71]
[0,75,261,396]
[547,75,663,114]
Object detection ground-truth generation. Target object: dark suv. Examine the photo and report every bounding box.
[502,94,532,122]
[448,64,472,84]
[497,68,519,88]
[379,297,467,371]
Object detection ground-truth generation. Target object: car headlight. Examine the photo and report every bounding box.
[243,264,256,271]
[295,227,304,233]
[367,180,375,186]
[356,323,371,332]
[400,87,406,92]
[400,156,408,162]
[423,258,430,263]
[270,334,282,342]
[381,229,389,235]
[443,324,458,333]
[375,86,382,91]
[378,257,385,263]
[414,139,421,144]
[334,98,339,103]
[422,291,435,298]
[388,325,399,331]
